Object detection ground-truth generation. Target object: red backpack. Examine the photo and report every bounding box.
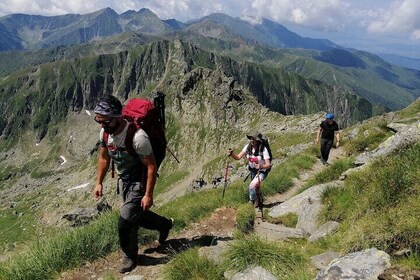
[103,93,168,177]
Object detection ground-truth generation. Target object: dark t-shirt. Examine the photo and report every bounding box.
[320,120,339,140]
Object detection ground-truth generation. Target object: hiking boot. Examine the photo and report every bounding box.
[158,218,173,245]
[119,256,136,274]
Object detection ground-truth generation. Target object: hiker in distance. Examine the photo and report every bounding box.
[228,132,272,205]
[316,113,340,165]
[92,95,173,274]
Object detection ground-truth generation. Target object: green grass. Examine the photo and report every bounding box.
[320,143,420,256]
[268,132,313,153]
[1,113,418,279]
[0,204,38,253]
[155,170,189,195]
[396,99,420,120]
[299,157,355,192]
[265,212,298,228]
[164,249,224,280]
[262,152,316,196]
[222,235,315,279]
[235,204,255,233]
[393,253,420,270]
[0,162,247,280]
[100,272,118,280]
[0,211,119,280]
[157,182,246,230]
[344,118,392,155]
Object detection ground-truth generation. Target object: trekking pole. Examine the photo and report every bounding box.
[154,91,180,164]
[153,91,165,126]
[166,146,180,163]
[222,156,230,199]
[243,172,250,182]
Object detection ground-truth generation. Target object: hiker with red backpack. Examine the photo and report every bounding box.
[92,95,173,274]
[228,131,272,207]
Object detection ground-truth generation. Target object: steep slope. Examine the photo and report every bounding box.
[1,9,418,112]
[1,98,418,280]
[0,39,373,145]
[0,8,123,50]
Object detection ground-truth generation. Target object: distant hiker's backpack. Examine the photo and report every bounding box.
[246,134,273,173]
[103,92,167,176]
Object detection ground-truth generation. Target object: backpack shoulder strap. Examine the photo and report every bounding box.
[103,131,109,147]
[246,143,253,156]
[102,131,116,178]
[124,123,139,159]
[259,143,265,157]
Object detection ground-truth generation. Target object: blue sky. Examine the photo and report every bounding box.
[0,0,419,58]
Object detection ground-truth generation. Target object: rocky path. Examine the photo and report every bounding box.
[59,207,237,280]
[59,118,420,279]
[59,146,346,280]
[264,145,345,206]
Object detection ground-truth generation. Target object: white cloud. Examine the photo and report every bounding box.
[367,0,420,41]
[244,0,349,32]
[0,0,418,42]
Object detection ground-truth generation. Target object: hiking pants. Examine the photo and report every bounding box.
[320,138,333,162]
[118,180,172,260]
[249,172,267,201]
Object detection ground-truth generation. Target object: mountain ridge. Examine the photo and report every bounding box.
[0,39,375,144]
[0,7,337,52]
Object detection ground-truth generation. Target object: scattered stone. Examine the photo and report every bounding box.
[254,221,305,240]
[347,128,359,141]
[392,248,411,256]
[315,248,391,280]
[228,265,277,280]
[62,201,112,227]
[198,240,229,264]
[310,251,340,271]
[355,123,420,166]
[123,275,144,280]
[308,221,340,242]
[378,266,420,280]
[269,181,343,235]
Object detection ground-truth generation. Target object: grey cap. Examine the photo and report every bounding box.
[246,131,262,142]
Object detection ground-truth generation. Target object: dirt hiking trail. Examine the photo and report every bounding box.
[59,146,346,280]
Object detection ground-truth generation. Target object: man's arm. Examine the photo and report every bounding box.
[335,130,341,147]
[316,127,323,144]
[93,147,110,199]
[228,149,245,160]
[140,154,157,211]
[256,158,271,170]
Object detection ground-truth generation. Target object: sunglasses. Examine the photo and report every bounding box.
[94,117,113,125]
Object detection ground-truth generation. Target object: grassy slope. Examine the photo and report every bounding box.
[1,33,419,113]
[1,99,419,279]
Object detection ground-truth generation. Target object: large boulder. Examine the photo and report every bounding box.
[356,122,420,165]
[315,248,391,280]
